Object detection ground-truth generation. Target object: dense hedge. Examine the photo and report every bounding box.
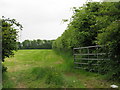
[53,2,120,81]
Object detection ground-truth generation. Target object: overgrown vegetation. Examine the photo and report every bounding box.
[3,50,119,88]
[52,2,120,81]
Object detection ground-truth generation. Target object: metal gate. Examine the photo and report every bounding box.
[73,45,110,70]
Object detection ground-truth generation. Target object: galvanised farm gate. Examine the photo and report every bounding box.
[73,45,110,72]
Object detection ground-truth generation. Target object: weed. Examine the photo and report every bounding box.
[45,68,64,86]
[31,67,47,80]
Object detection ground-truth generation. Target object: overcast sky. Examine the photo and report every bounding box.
[0,0,100,42]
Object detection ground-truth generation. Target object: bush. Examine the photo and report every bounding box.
[97,21,120,81]
[2,64,7,73]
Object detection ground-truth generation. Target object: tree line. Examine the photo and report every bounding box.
[18,39,54,49]
[1,17,54,73]
[52,2,120,81]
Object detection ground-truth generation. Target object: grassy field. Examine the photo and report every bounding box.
[2,49,119,88]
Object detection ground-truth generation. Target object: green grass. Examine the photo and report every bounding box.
[3,49,120,88]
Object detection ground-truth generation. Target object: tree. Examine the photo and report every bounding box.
[18,39,54,49]
[1,16,22,72]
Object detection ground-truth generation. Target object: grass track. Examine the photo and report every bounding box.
[3,49,119,88]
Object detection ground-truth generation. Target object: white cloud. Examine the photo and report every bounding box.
[0,0,87,42]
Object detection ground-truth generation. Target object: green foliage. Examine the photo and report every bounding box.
[18,39,54,49]
[1,17,22,73]
[53,2,120,81]
[53,2,120,51]
[2,64,7,73]
[1,16,22,62]
[97,20,120,81]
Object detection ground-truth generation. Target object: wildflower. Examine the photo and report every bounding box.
[73,80,75,83]
[110,85,118,88]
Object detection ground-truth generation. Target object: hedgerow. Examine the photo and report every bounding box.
[53,2,120,81]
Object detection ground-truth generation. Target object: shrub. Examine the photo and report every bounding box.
[2,64,7,73]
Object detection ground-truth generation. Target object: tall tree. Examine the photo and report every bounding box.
[1,16,23,62]
[1,17,22,73]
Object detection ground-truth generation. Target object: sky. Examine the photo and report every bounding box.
[0,0,101,42]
